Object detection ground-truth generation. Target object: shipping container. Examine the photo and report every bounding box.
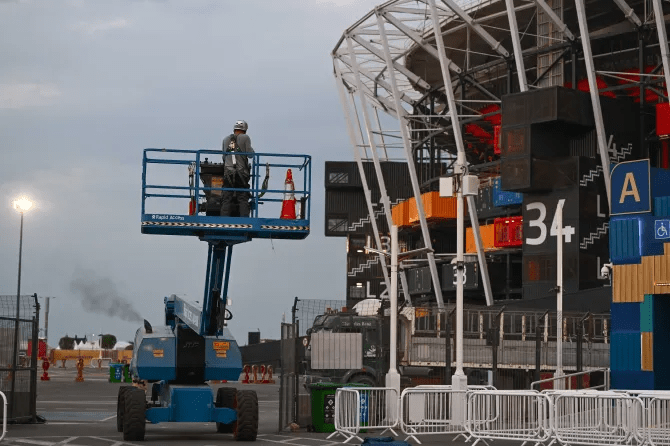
[642,332,653,371]
[610,302,641,332]
[492,177,523,207]
[655,196,670,217]
[500,156,531,191]
[408,192,459,224]
[611,370,654,390]
[466,224,496,253]
[611,331,641,371]
[612,262,649,303]
[657,102,670,137]
[493,125,501,155]
[501,86,594,128]
[609,217,642,265]
[406,266,432,295]
[494,216,523,248]
[441,261,481,292]
[646,246,670,295]
[391,200,410,228]
[406,196,417,225]
[640,294,654,332]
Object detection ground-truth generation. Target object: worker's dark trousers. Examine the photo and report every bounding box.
[221,171,251,217]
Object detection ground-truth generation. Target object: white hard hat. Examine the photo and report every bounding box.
[233,120,248,132]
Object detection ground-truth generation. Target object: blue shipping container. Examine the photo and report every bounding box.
[492,177,523,207]
[610,331,641,371]
[655,196,670,217]
[611,302,641,332]
[609,215,664,265]
[611,370,654,390]
[640,295,654,332]
[651,167,670,200]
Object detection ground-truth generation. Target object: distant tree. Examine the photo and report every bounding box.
[59,336,75,350]
[125,343,134,350]
[101,334,117,349]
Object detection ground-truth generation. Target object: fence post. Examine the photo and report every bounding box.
[576,322,583,389]
[535,325,542,385]
[29,294,39,422]
[444,309,452,385]
[489,328,498,388]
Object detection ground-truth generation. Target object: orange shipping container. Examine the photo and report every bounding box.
[642,332,653,371]
[391,200,410,228]
[466,225,496,253]
[409,191,462,224]
[407,197,418,224]
[613,244,670,302]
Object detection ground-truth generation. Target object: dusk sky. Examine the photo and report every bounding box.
[0,0,383,346]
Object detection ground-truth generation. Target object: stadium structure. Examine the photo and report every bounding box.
[325,0,670,389]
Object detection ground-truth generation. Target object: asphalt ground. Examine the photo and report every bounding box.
[1,366,520,446]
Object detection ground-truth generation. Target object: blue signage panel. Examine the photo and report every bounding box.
[655,220,670,240]
[611,159,651,215]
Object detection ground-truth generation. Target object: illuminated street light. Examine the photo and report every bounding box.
[11,196,34,419]
[13,197,33,213]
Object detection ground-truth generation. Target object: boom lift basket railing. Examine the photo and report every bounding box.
[141,148,311,241]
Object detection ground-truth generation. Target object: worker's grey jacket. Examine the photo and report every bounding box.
[222,133,254,176]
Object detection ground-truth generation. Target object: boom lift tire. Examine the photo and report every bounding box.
[116,386,132,432]
[233,390,258,441]
[215,387,237,433]
[123,387,147,441]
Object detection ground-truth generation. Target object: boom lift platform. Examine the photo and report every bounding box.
[117,148,311,441]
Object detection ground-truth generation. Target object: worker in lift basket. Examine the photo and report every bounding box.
[220,120,254,217]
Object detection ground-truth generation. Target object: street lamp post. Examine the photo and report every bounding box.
[11,197,33,419]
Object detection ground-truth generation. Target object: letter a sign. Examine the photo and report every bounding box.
[610,159,651,215]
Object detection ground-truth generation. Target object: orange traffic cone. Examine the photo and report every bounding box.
[280,169,296,219]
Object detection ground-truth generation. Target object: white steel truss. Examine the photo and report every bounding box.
[332,0,670,308]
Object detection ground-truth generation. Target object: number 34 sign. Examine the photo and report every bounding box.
[525,198,576,247]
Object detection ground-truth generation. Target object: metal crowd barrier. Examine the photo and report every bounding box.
[551,391,638,446]
[328,385,670,445]
[399,385,495,444]
[466,390,552,446]
[1,390,7,442]
[619,391,670,446]
[645,395,670,446]
[331,387,399,444]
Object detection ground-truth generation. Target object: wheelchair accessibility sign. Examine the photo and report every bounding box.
[656,220,670,240]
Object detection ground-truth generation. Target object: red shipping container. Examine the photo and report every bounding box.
[656,102,670,137]
[27,339,47,358]
[494,216,523,248]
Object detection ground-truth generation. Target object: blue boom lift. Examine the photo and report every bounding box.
[116,148,311,441]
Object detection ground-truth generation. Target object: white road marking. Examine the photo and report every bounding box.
[12,439,56,445]
[256,434,343,445]
[52,437,77,445]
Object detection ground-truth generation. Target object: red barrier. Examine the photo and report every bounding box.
[40,358,51,381]
[241,365,251,384]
